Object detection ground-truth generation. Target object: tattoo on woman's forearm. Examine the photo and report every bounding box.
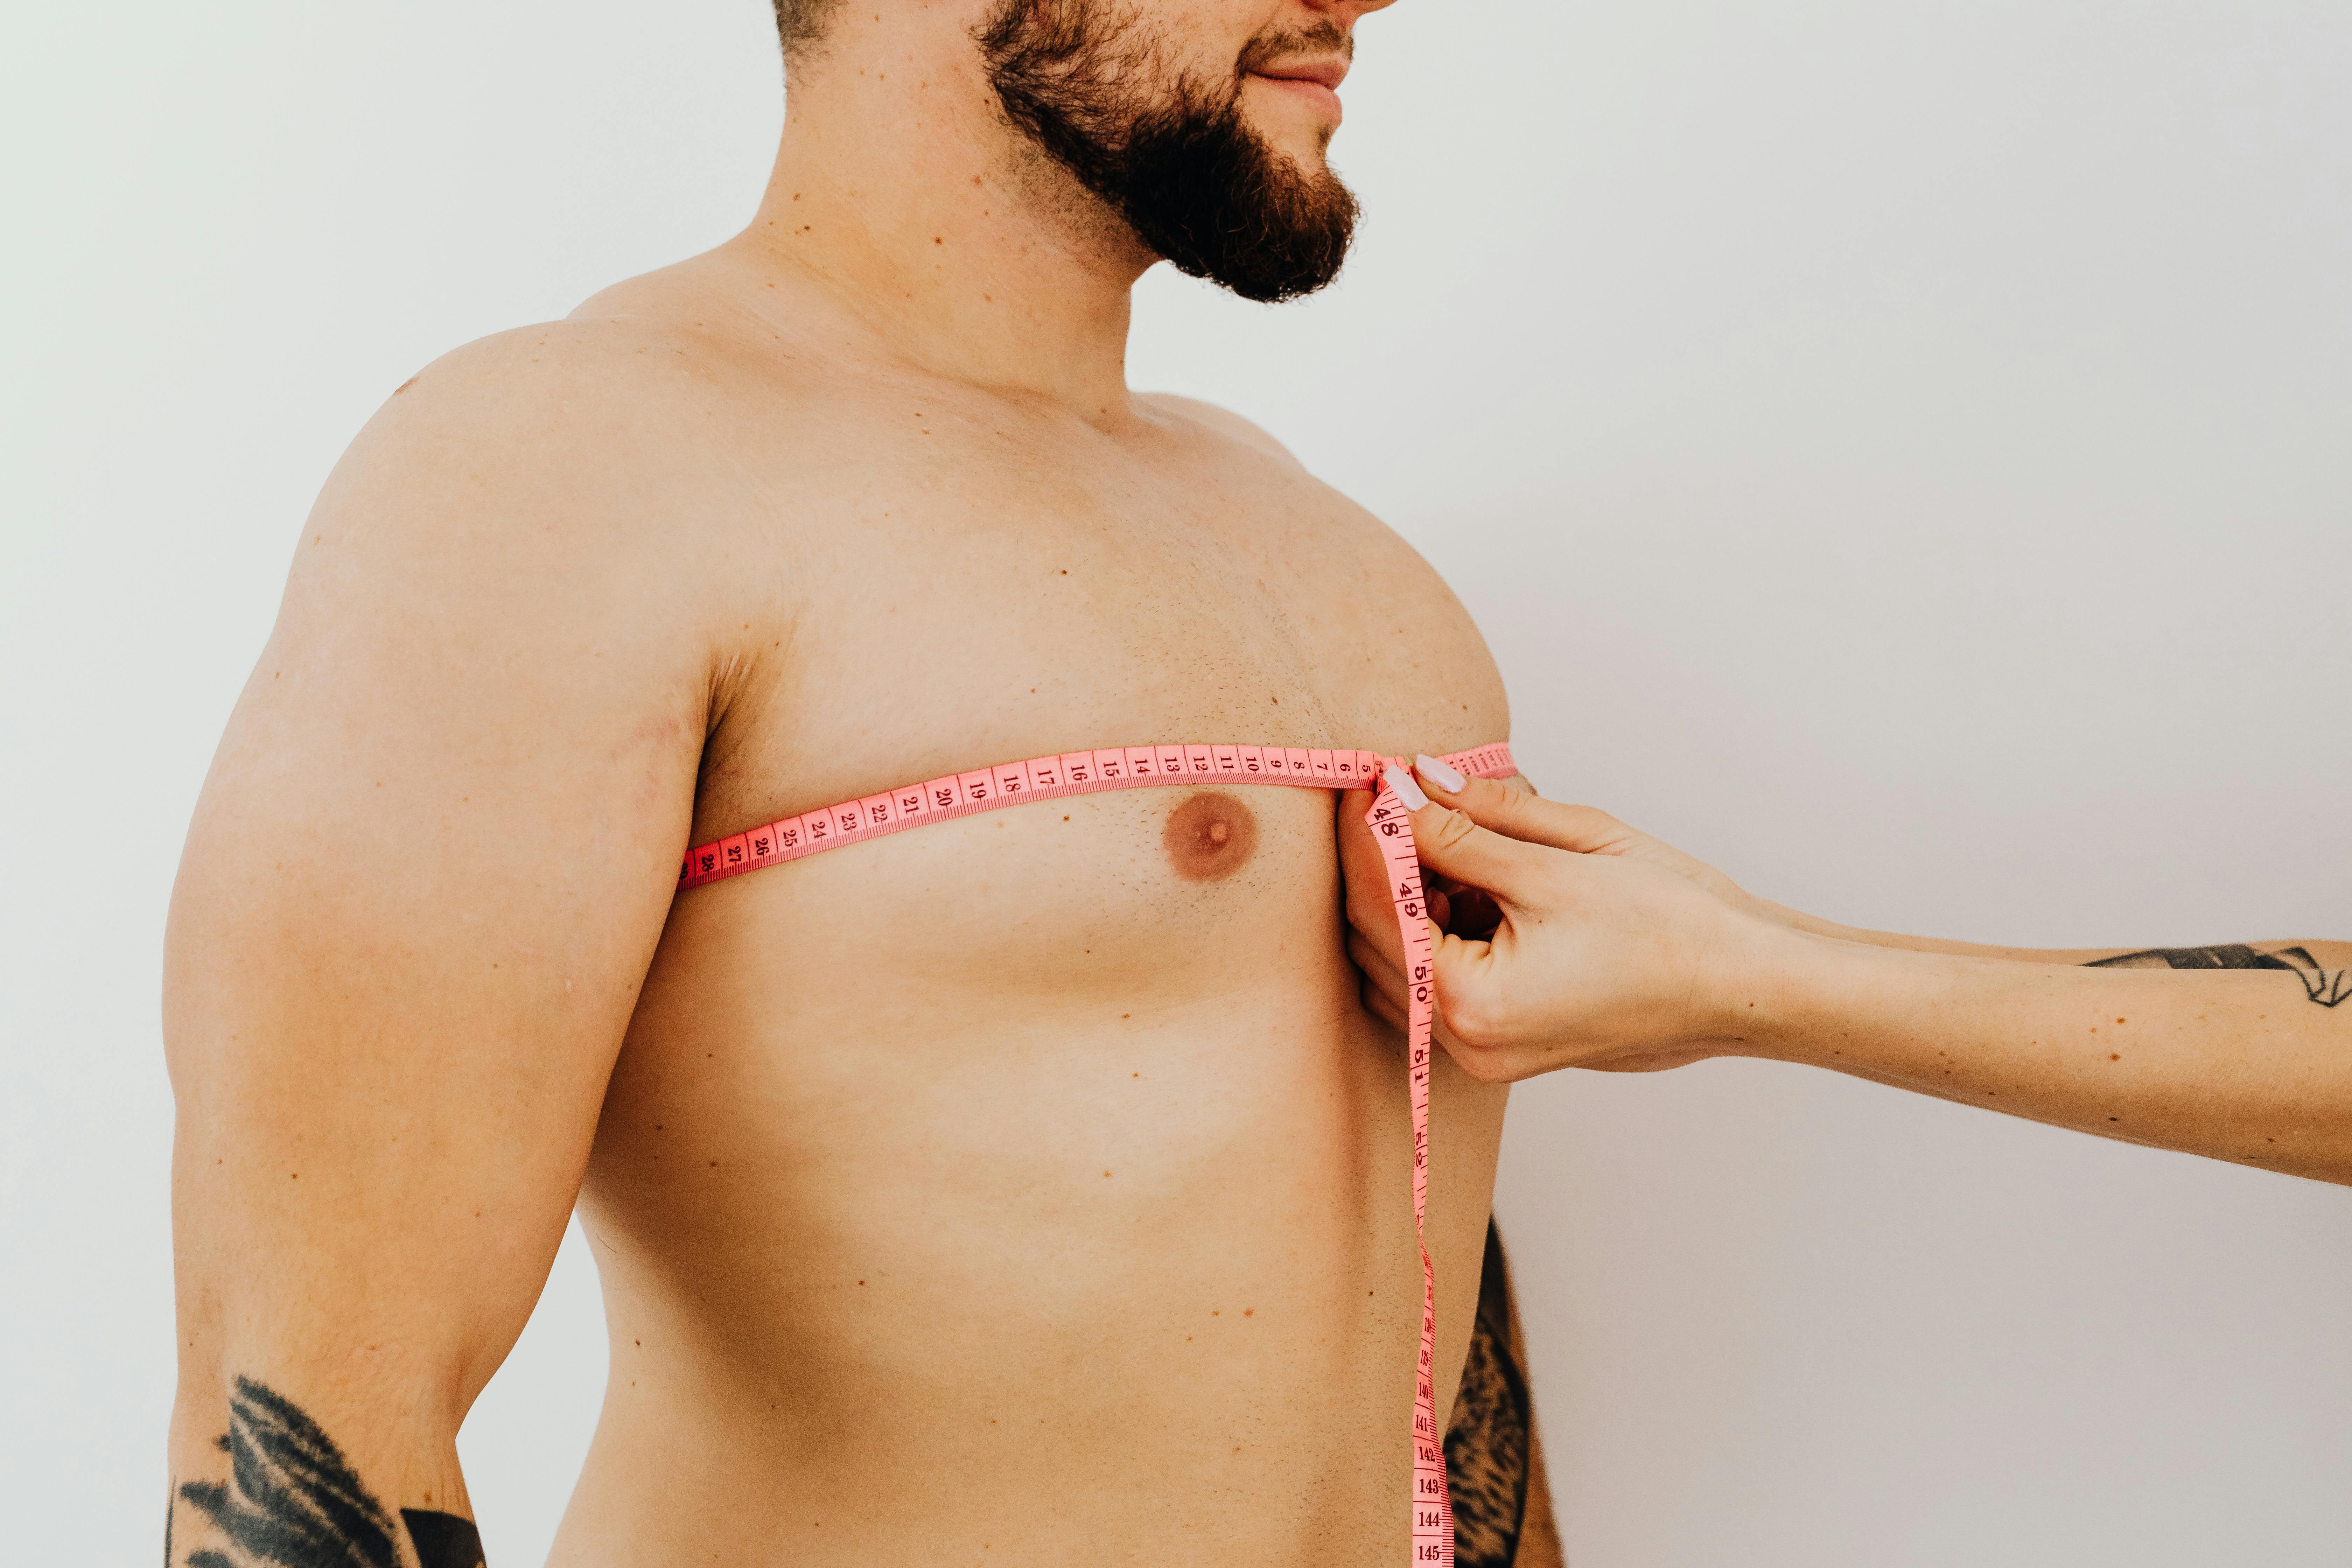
[169,1376,485,1568]
[2087,944,2351,1007]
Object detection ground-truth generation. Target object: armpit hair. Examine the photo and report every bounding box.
[774,0,842,58]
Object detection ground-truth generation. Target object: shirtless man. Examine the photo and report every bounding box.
[163,2,1566,1564]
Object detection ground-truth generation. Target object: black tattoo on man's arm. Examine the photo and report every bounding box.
[170,1376,485,1568]
[2087,944,2351,1007]
[397,1511,486,1568]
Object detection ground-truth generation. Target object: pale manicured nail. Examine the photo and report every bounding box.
[1384,765,1431,810]
[1414,754,1465,792]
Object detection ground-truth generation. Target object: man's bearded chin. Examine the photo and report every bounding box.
[978,0,1360,303]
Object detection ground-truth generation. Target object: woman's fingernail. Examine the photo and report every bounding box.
[1384,765,1432,810]
[1414,754,1466,792]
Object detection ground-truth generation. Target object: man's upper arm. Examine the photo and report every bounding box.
[164,331,712,1484]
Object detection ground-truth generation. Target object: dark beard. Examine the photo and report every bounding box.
[977,0,1359,304]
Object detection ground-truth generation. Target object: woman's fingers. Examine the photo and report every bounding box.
[1380,770,1557,913]
[1410,757,1757,909]
[1349,929,1416,1033]
[1360,975,1407,1032]
[1348,927,1408,993]
[1411,760,1638,855]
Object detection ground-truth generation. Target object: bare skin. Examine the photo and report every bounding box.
[162,2,1533,1565]
[1344,764,2352,1186]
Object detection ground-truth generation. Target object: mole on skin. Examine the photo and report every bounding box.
[1163,792,1259,882]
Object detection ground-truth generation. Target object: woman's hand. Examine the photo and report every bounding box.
[1343,757,2352,1182]
[1340,760,1797,1082]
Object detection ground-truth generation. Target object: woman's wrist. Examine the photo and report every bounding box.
[1718,924,1919,1067]
[1673,910,1832,1060]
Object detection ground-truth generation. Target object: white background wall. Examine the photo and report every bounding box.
[4,2,2347,1563]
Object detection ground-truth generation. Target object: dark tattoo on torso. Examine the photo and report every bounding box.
[2087,944,2351,1007]
[169,1376,485,1568]
[1446,1221,1546,1568]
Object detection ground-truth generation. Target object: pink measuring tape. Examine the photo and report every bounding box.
[679,738,1518,1566]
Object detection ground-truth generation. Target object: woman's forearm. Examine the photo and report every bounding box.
[1362,766,2352,1183]
[1760,903,2352,973]
[1755,897,2115,960]
[1749,934,2352,1183]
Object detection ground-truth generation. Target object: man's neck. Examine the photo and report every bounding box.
[734,37,1153,421]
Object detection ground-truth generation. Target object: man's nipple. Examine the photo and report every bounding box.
[1164,792,1260,882]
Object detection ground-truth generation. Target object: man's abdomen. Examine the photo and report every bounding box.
[559,785,1506,1564]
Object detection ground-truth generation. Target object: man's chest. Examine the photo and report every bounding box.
[688,427,1508,844]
